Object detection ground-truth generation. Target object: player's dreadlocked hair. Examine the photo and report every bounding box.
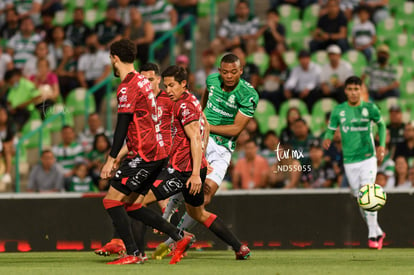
[140,62,160,75]
[344,76,362,87]
[110,39,136,64]
[161,65,188,84]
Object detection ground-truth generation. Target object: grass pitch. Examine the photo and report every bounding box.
[0,249,413,275]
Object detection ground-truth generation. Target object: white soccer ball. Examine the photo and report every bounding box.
[357,184,387,211]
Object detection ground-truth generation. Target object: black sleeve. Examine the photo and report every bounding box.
[109,113,133,158]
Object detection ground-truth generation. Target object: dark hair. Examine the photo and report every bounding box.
[61,125,74,131]
[267,8,279,16]
[325,112,331,121]
[294,118,307,125]
[266,50,287,73]
[220,53,240,65]
[140,62,160,75]
[93,133,111,152]
[237,0,249,6]
[264,130,278,140]
[110,39,136,64]
[344,76,362,87]
[161,65,188,83]
[4,68,21,81]
[37,57,49,67]
[41,149,53,156]
[245,138,257,145]
[376,171,386,177]
[357,4,371,14]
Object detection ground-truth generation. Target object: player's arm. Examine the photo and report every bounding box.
[201,112,210,151]
[184,121,203,195]
[209,111,251,137]
[200,88,209,110]
[101,113,133,179]
[323,109,339,150]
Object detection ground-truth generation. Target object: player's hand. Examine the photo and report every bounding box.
[376,146,385,163]
[186,174,202,195]
[323,139,331,150]
[100,158,115,179]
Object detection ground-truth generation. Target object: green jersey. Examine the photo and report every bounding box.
[325,101,385,164]
[204,73,259,151]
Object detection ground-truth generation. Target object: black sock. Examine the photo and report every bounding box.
[128,207,182,241]
[208,216,242,252]
[106,205,138,255]
[131,218,147,255]
[112,223,120,239]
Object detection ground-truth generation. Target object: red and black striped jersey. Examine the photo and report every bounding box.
[170,91,208,172]
[155,90,174,155]
[117,71,167,161]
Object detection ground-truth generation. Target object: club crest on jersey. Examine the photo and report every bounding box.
[128,157,142,168]
[120,87,127,94]
[340,110,345,117]
[119,94,128,102]
[362,108,368,117]
[228,94,235,104]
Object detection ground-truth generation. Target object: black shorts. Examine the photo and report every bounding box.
[151,167,207,207]
[110,156,168,196]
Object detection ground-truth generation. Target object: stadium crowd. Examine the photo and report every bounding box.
[0,0,413,192]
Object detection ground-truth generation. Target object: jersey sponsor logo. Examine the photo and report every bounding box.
[157,106,163,119]
[362,108,368,117]
[340,118,346,123]
[118,103,131,108]
[340,110,345,117]
[167,167,175,174]
[128,156,142,168]
[120,87,127,94]
[360,118,369,122]
[350,126,368,131]
[162,178,183,194]
[210,105,234,117]
[129,169,150,187]
[115,170,122,178]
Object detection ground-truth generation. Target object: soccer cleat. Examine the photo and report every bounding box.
[235,245,251,260]
[95,239,126,256]
[106,255,143,265]
[169,233,195,264]
[377,233,386,250]
[152,242,171,260]
[368,238,379,249]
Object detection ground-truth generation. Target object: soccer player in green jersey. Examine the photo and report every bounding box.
[323,76,386,250]
[153,53,259,259]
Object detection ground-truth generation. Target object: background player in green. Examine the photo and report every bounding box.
[153,53,259,258]
[323,76,386,250]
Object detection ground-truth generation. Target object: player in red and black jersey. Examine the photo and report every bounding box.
[100,39,193,265]
[150,65,250,264]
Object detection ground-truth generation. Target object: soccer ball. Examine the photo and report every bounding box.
[357,184,387,211]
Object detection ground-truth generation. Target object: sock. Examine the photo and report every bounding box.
[162,193,185,222]
[126,204,183,241]
[205,214,242,252]
[103,199,138,255]
[363,210,379,239]
[131,218,147,255]
[163,212,197,246]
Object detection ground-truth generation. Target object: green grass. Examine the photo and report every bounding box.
[0,249,414,275]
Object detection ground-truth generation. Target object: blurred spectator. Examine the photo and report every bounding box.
[194,49,218,98]
[6,0,42,25]
[56,44,79,99]
[260,130,280,166]
[270,0,311,14]
[351,5,376,62]
[409,166,414,188]
[176,54,195,92]
[67,162,97,192]
[87,133,111,190]
[232,139,269,189]
[256,9,286,55]
[375,171,387,188]
[78,113,111,153]
[320,0,359,20]
[0,47,13,90]
[284,49,321,111]
[4,68,41,130]
[269,143,302,188]
[94,5,124,49]
[245,117,262,146]
[52,125,85,181]
[261,51,289,110]
[361,44,399,100]
[231,128,250,164]
[360,0,389,24]
[29,58,60,119]
[6,17,42,69]
[387,104,405,152]
[77,33,111,112]
[41,0,63,14]
[170,0,197,50]
[394,122,414,166]
[116,0,134,26]
[324,128,345,187]
[23,40,56,77]
[48,26,73,66]
[288,118,315,166]
[64,7,91,48]
[377,129,395,187]
[0,106,14,186]
[211,0,259,54]
[391,156,412,189]
[310,0,349,53]
[123,7,154,65]
[302,139,336,188]
[138,0,177,62]
[320,44,353,103]
[0,7,20,40]
[27,149,64,192]
[36,10,54,42]
[280,106,301,145]
[232,47,260,89]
